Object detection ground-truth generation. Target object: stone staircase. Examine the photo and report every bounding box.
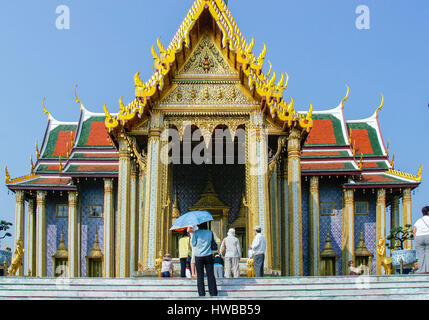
[1,275,429,300]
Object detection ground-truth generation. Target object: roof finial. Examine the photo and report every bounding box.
[5,166,10,184]
[36,141,40,159]
[341,85,350,106]
[30,155,35,174]
[59,156,63,172]
[375,94,384,116]
[386,139,390,157]
[74,85,83,110]
[42,97,50,119]
[417,164,423,180]
[390,152,395,169]
[359,153,364,170]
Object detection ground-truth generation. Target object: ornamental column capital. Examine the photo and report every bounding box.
[343,188,354,203]
[15,190,25,202]
[36,191,47,203]
[287,128,302,156]
[377,188,386,202]
[68,191,79,206]
[403,188,412,200]
[103,178,114,193]
[310,176,319,192]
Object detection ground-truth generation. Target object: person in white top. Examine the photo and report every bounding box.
[249,226,266,277]
[413,206,429,274]
[220,228,241,278]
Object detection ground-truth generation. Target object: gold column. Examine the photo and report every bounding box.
[14,190,25,276]
[402,188,412,249]
[279,159,288,276]
[390,195,400,249]
[129,160,139,275]
[288,127,303,276]
[103,178,115,277]
[142,112,164,269]
[116,136,131,277]
[309,176,320,276]
[342,188,354,275]
[138,165,146,268]
[68,191,79,278]
[36,191,47,277]
[26,198,36,276]
[247,111,273,271]
[376,188,386,274]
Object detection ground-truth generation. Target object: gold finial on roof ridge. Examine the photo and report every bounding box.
[42,97,50,119]
[30,155,35,174]
[74,85,84,110]
[375,94,384,116]
[386,164,423,182]
[5,166,10,184]
[359,153,363,170]
[341,85,350,106]
[390,152,395,169]
[36,141,40,159]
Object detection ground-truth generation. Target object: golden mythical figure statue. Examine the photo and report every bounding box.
[246,257,255,278]
[377,238,392,275]
[154,251,163,278]
[9,240,24,276]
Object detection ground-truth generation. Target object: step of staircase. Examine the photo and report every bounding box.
[1,275,429,300]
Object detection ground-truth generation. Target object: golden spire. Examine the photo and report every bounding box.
[42,97,50,119]
[341,85,350,106]
[30,155,35,174]
[172,191,180,219]
[375,94,384,116]
[5,166,10,184]
[35,141,40,159]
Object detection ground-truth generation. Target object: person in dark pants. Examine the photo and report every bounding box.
[188,223,218,297]
[178,231,192,278]
[249,226,266,277]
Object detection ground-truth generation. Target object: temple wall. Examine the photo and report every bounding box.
[46,193,69,277]
[354,192,377,274]
[301,180,309,276]
[79,180,104,277]
[318,180,343,275]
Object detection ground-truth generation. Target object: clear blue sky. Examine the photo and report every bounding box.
[0,0,428,249]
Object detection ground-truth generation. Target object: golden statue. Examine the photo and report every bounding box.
[377,238,392,275]
[9,240,24,276]
[138,262,144,272]
[154,251,163,278]
[246,257,255,278]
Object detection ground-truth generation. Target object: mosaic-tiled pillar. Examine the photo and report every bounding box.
[138,165,146,268]
[287,127,303,276]
[103,178,115,277]
[279,159,289,276]
[309,176,320,276]
[129,160,139,276]
[247,112,273,271]
[26,198,36,276]
[376,188,386,274]
[14,190,25,276]
[68,191,79,278]
[402,188,412,249]
[36,191,47,277]
[116,136,131,277]
[390,195,400,249]
[142,112,164,269]
[342,188,354,275]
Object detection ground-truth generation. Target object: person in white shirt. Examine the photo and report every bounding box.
[413,206,429,274]
[220,228,241,278]
[249,226,266,277]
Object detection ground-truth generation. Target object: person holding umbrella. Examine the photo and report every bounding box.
[188,222,218,297]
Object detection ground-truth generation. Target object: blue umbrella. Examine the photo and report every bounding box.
[170,210,213,231]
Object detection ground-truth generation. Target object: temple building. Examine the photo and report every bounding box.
[5,0,422,278]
